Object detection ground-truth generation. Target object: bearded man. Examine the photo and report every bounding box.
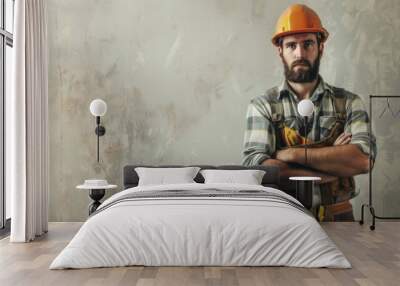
[242,4,377,221]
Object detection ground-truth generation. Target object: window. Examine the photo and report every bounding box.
[0,0,14,234]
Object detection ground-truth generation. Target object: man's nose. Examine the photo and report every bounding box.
[294,45,306,59]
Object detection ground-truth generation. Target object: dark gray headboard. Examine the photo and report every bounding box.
[123,165,280,189]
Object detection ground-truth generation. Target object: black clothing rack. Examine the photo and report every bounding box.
[360,95,400,230]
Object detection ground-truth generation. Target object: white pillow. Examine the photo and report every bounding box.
[135,167,201,186]
[200,169,266,185]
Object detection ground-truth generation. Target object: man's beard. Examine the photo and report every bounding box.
[283,54,320,83]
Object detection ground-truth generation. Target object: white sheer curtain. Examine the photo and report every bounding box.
[8,0,49,242]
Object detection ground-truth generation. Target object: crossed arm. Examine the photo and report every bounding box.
[262,133,371,183]
[262,158,338,184]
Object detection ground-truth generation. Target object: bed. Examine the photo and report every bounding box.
[50,165,350,269]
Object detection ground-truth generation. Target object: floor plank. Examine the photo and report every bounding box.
[0,222,399,286]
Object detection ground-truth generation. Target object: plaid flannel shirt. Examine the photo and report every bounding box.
[242,77,377,166]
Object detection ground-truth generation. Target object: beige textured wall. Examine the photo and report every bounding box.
[47,0,400,221]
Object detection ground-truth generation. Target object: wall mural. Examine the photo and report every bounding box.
[47,0,400,221]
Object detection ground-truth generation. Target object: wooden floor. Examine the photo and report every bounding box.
[0,222,399,286]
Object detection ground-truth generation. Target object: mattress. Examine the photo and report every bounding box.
[50,183,351,269]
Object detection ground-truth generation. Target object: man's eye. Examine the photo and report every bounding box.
[287,43,296,50]
[304,41,315,49]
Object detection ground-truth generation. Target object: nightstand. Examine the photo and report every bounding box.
[289,176,321,210]
[77,179,117,215]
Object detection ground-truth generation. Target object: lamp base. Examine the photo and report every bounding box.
[295,180,313,210]
[88,189,105,215]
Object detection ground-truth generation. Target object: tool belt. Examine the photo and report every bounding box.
[318,200,354,222]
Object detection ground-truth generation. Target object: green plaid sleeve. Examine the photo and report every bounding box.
[345,94,377,161]
[242,99,276,166]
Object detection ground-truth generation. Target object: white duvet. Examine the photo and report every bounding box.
[50,183,351,269]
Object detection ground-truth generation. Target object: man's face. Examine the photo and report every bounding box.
[278,33,323,83]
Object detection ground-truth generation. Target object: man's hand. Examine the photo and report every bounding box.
[274,148,295,162]
[334,133,352,146]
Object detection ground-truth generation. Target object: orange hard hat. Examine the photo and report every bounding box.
[271,4,329,46]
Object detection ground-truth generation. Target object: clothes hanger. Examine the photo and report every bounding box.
[378,98,400,118]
